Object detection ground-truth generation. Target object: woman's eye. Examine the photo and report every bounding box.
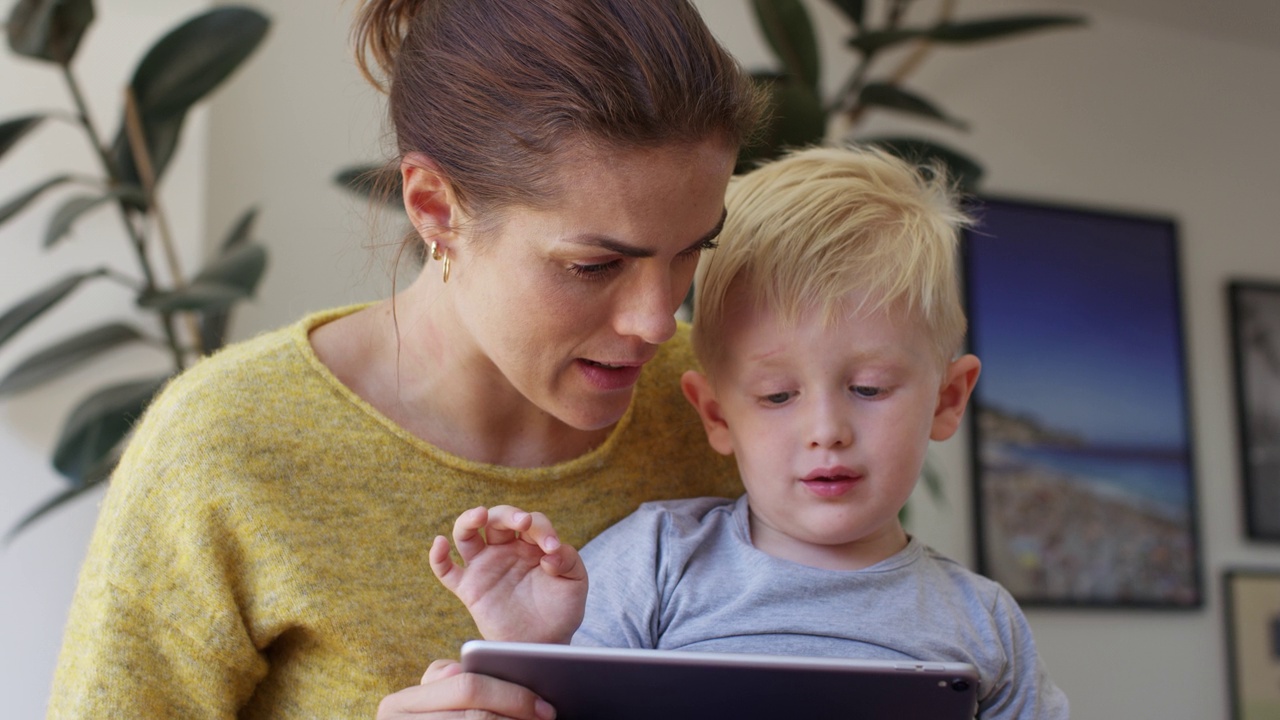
[678,238,719,259]
[568,260,622,279]
[851,385,883,399]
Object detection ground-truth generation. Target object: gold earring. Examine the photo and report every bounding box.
[430,241,451,283]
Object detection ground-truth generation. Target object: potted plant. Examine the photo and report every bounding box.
[0,0,272,538]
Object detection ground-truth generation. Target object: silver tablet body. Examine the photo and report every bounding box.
[460,640,980,720]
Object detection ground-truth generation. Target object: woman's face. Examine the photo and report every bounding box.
[448,139,737,431]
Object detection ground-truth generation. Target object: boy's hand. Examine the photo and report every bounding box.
[430,505,587,644]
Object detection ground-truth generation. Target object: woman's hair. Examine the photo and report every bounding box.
[692,145,973,372]
[352,0,763,217]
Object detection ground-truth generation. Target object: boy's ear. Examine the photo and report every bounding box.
[930,354,982,442]
[401,152,462,243]
[681,370,735,456]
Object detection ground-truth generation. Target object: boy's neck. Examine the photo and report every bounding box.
[746,506,910,571]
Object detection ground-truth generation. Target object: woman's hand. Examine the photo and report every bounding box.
[430,505,587,644]
[377,659,557,719]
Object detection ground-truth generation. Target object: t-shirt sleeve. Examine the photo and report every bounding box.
[977,587,1070,720]
[571,504,672,649]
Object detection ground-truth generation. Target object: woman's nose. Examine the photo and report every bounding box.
[613,269,681,345]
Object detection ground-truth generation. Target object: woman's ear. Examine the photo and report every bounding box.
[400,152,460,241]
[930,354,982,442]
[681,370,735,456]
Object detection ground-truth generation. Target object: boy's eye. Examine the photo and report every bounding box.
[762,391,794,405]
[851,385,883,399]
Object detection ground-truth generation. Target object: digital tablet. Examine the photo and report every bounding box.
[460,640,979,720]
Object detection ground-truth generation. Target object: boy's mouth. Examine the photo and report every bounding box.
[800,468,860,497]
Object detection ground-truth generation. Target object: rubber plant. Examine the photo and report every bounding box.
[0,0,271,539]
[741,0,1087,187]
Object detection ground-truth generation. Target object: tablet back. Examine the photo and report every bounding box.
[460,641,979,720]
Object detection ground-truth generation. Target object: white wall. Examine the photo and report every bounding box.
[2,0,1277,717]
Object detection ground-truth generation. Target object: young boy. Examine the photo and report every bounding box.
[429,146,1068,719]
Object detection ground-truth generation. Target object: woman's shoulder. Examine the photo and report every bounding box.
[136,307,360,446]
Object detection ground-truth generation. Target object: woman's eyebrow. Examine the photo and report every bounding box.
[568,208,728,258]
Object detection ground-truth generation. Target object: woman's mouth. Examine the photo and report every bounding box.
[576,358,644,391]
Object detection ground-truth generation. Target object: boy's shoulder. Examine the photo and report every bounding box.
[914,542,1016,610]
[634,495,740,526]
[585,496,741,555]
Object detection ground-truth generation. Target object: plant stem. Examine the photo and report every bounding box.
[124,90,204,357]
[59,63,186,371]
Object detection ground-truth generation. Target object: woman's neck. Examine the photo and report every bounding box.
[310,281,613,468]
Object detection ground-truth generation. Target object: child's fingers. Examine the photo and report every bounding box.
[539,543,587,582]
[483,505,535,546]
[452,506,490,562]
[518,511,563,554]
[429,535,461,591]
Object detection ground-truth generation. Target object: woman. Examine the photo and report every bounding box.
[48,1,762,718]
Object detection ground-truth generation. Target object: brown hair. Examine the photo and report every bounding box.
[352,0,763,216]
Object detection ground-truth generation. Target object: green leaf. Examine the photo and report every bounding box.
[111,7,269,186]
[751,0,821,94]
[198,309,231,355]
[0,322,145,397]
[129,6,270,118]
[109,113,184,190]
[5,470,111,543]
[137,282,250,312]
[847,28,920,56]
[220,206,259,252]
[193,242,267,295]
[0,173,72,228]
[825,0,865,29]
[858,83,968,130]
[52,375,168,483]
[43,187,148,247]
[849,14,1086,55]
[0,114,46,160]
[739,75,827,172]
[0,270,104,350]
[929,15,1087,44]
[334,164,402,208]
[5,0,95,64]
[861,136,984,193]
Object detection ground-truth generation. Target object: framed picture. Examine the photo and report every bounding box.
[961,197,1202,608]
[1224,569,1280,720]
[1229,281,1280,541]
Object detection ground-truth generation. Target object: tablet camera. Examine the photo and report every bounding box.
[950,679,971,693]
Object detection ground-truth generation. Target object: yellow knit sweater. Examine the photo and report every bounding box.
[48,306,739,718]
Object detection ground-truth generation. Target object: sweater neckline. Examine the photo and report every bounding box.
[288,304,638,483]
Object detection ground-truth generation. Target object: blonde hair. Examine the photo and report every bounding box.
[692,145,972,371]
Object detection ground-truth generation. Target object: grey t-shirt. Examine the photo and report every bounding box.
[574,495,1068,720]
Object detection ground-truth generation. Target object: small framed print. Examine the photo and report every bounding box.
[1228,281,1280,541]
[962,197,1201,608]
[1224,569,1280,720]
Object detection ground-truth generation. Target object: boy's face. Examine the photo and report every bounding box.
[682,287,980,570]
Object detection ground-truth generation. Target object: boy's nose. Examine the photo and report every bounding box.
[807,397,854,449]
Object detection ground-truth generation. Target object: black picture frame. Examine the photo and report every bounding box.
[961,196,1202,608]
[1223,569,1280,720]
[1228,281,1280,541]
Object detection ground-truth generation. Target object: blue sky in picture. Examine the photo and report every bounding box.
[963,199,1189,450]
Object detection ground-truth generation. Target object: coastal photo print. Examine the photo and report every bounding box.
[1228,281,1280,541]
[1223,569,1280,720]
[962,197,1202,608]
